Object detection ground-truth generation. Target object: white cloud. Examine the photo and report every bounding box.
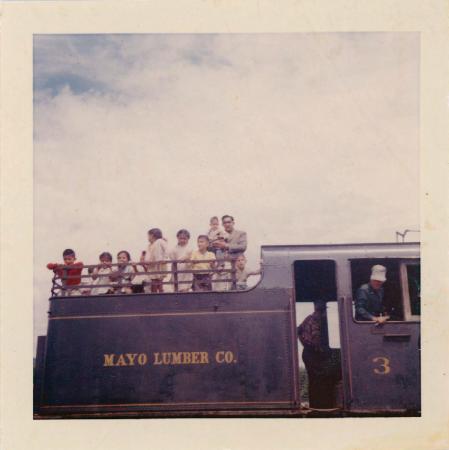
[33,33,420,344]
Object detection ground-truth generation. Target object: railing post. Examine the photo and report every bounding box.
[231,259,237,290]
[61,268,67,297]
[51,273,57,297]
[172,261,178,293]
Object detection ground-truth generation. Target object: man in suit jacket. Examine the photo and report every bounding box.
[212,215,247,258]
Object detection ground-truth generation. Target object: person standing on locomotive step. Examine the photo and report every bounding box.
[168,229,193,292]
[355,265,390,323]
[140,228,169,293]
[297,300,341,409]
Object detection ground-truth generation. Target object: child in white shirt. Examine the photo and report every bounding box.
[91,252,114,295]
[111,250,137,294]
[169,229,193,292]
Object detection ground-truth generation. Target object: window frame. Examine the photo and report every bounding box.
[400,259,420,322]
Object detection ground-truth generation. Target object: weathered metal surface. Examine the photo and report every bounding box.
[33,336,47,411]
[35,242,421,418]
[34,407,418,420]
[277,242,420,414]
[260,242,419,290]
[339,296,420,412]
[36,287,300,416]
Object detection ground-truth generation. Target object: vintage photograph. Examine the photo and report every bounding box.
[33,32,420,418]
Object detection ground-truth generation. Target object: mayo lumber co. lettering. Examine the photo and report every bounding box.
[103,351,237,367]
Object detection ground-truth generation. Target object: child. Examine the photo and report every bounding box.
[190,235,216,291]
[234,255,261,290]
[91,252,114,295]
[47,248,84,296]
[140,228,169,293]
[212,259,231,292]
[207,216,228,259]
[111,250,137,294]
[169,229,193,292]
[80,266,94,296]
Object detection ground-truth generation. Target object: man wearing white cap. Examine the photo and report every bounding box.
[355,265,390,323]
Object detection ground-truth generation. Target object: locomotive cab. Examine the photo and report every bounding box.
[262,242,420,414]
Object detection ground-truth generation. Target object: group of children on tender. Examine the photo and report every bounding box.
[47,215,261,296]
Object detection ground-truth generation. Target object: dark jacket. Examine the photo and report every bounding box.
[355,283,385,321]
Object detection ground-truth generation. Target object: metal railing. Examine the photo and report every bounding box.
[49,258,250,297]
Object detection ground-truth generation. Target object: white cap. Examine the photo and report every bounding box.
[370,265,387,282]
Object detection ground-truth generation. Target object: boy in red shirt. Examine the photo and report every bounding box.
[47,248,84,296]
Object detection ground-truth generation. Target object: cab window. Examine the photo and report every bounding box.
[294,260,336,303]
[350,258,420,322]
[294,260,340,348]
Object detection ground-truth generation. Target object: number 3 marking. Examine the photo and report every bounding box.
[372,356,391,375]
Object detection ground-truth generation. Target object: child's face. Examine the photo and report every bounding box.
[100,257,112,267]
[117,253,129,265]
[177,234,189,247]
[63,255,76,265]
[210,219,219,230]
[148,233,154,243]
[197,238,208,252]
[236,256,246,270]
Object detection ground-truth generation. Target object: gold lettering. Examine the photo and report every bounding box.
[151,351,211,365]
[373,356,391,375]
[216,351,225,363]
[126,353,138,366]
[103,354,115,367]
[137,353,148,365]
[116,354,127,366]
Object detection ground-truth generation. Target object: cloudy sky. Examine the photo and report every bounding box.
[33,33,419,345]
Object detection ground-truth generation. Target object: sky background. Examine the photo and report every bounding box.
[33,33,419,349]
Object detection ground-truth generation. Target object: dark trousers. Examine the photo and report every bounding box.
[151,279,164,293]
[193,274,212,291]
[302,347,341,409]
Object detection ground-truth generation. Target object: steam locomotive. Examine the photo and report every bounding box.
[34,242,420,418]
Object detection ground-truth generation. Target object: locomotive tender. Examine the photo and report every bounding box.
[34,241,420,418]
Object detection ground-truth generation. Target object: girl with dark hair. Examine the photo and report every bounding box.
[112,250,137,294]
[91,252,114,295]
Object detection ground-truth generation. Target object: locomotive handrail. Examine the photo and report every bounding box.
[49,258,258,296]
